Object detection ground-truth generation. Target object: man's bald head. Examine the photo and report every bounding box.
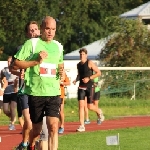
[40,16,56,42]
[41,16,56,28]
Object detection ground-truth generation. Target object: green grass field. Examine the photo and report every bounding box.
[58,127,150,150]
[1,96,150,150]
[59,97,150,150]
[63,96,150,122]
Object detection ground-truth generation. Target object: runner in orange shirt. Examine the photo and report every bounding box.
[58,70,70,134]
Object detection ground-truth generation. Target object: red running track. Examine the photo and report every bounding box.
[0,116,150,150]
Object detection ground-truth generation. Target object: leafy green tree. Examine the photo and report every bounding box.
[46,0,128,54]
[99,15,150,99]
[100,17,150,67]
[0,0,150,58]
[0,47,8,60]
[47,0,150,54]
[0,0,49,56]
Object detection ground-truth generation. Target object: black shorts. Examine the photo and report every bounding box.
[78,87,94,104]
[18,94,29,110]
[17,97,22,118]
[28,95,61,124]
[93,91,100,100]
[3,93,17,103]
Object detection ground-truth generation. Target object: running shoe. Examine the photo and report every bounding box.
[15,142,29,150]
[76,125,85,132]
[58,127,64,134]
[84,120,90,125]
[9,124,15,130]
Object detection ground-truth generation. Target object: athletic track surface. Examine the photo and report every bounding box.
[0,116,150,150]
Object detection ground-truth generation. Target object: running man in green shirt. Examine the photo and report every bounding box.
[84,76,105,125]
[12,16,64,150]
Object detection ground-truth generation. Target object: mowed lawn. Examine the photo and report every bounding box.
[58,127,150,150]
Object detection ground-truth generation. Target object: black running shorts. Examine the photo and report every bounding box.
[28,95,61,124]
[77,87,94,104]
[17,97,22,118]
[93,91,100,100]
[3,93,17,103]
[18,94,29,110]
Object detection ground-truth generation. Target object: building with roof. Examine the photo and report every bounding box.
[120,1,150,25]
[64,38,107,61]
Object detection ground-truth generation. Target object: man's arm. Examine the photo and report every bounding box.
[13,59,40,70]
[61,73,70,86]
[1,72,8,89]
[1,77,8,90]
[75,74,80,82]
[8,57,20,76]
[12,39,48,70]
[8,59,21,78]
[82,61,101,84]
[63,73,70,85]
[0,72,8,96]
[89,60,101,79]
[12,51,48,70]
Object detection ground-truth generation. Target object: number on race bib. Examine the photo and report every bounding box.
[40,62,56,77]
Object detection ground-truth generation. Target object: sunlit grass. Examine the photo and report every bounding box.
[58,127,150,150]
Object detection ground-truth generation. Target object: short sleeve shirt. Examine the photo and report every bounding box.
[14,38,64,96]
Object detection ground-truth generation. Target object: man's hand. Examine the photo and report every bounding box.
[38,51,48,64]
[82,77,90,83]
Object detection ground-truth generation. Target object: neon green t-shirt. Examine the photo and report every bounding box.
[14,38,63,96]
[94,77,100,92]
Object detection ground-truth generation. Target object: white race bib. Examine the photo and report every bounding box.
[40,62,56,77]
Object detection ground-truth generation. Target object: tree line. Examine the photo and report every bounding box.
[0,0,149,60]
